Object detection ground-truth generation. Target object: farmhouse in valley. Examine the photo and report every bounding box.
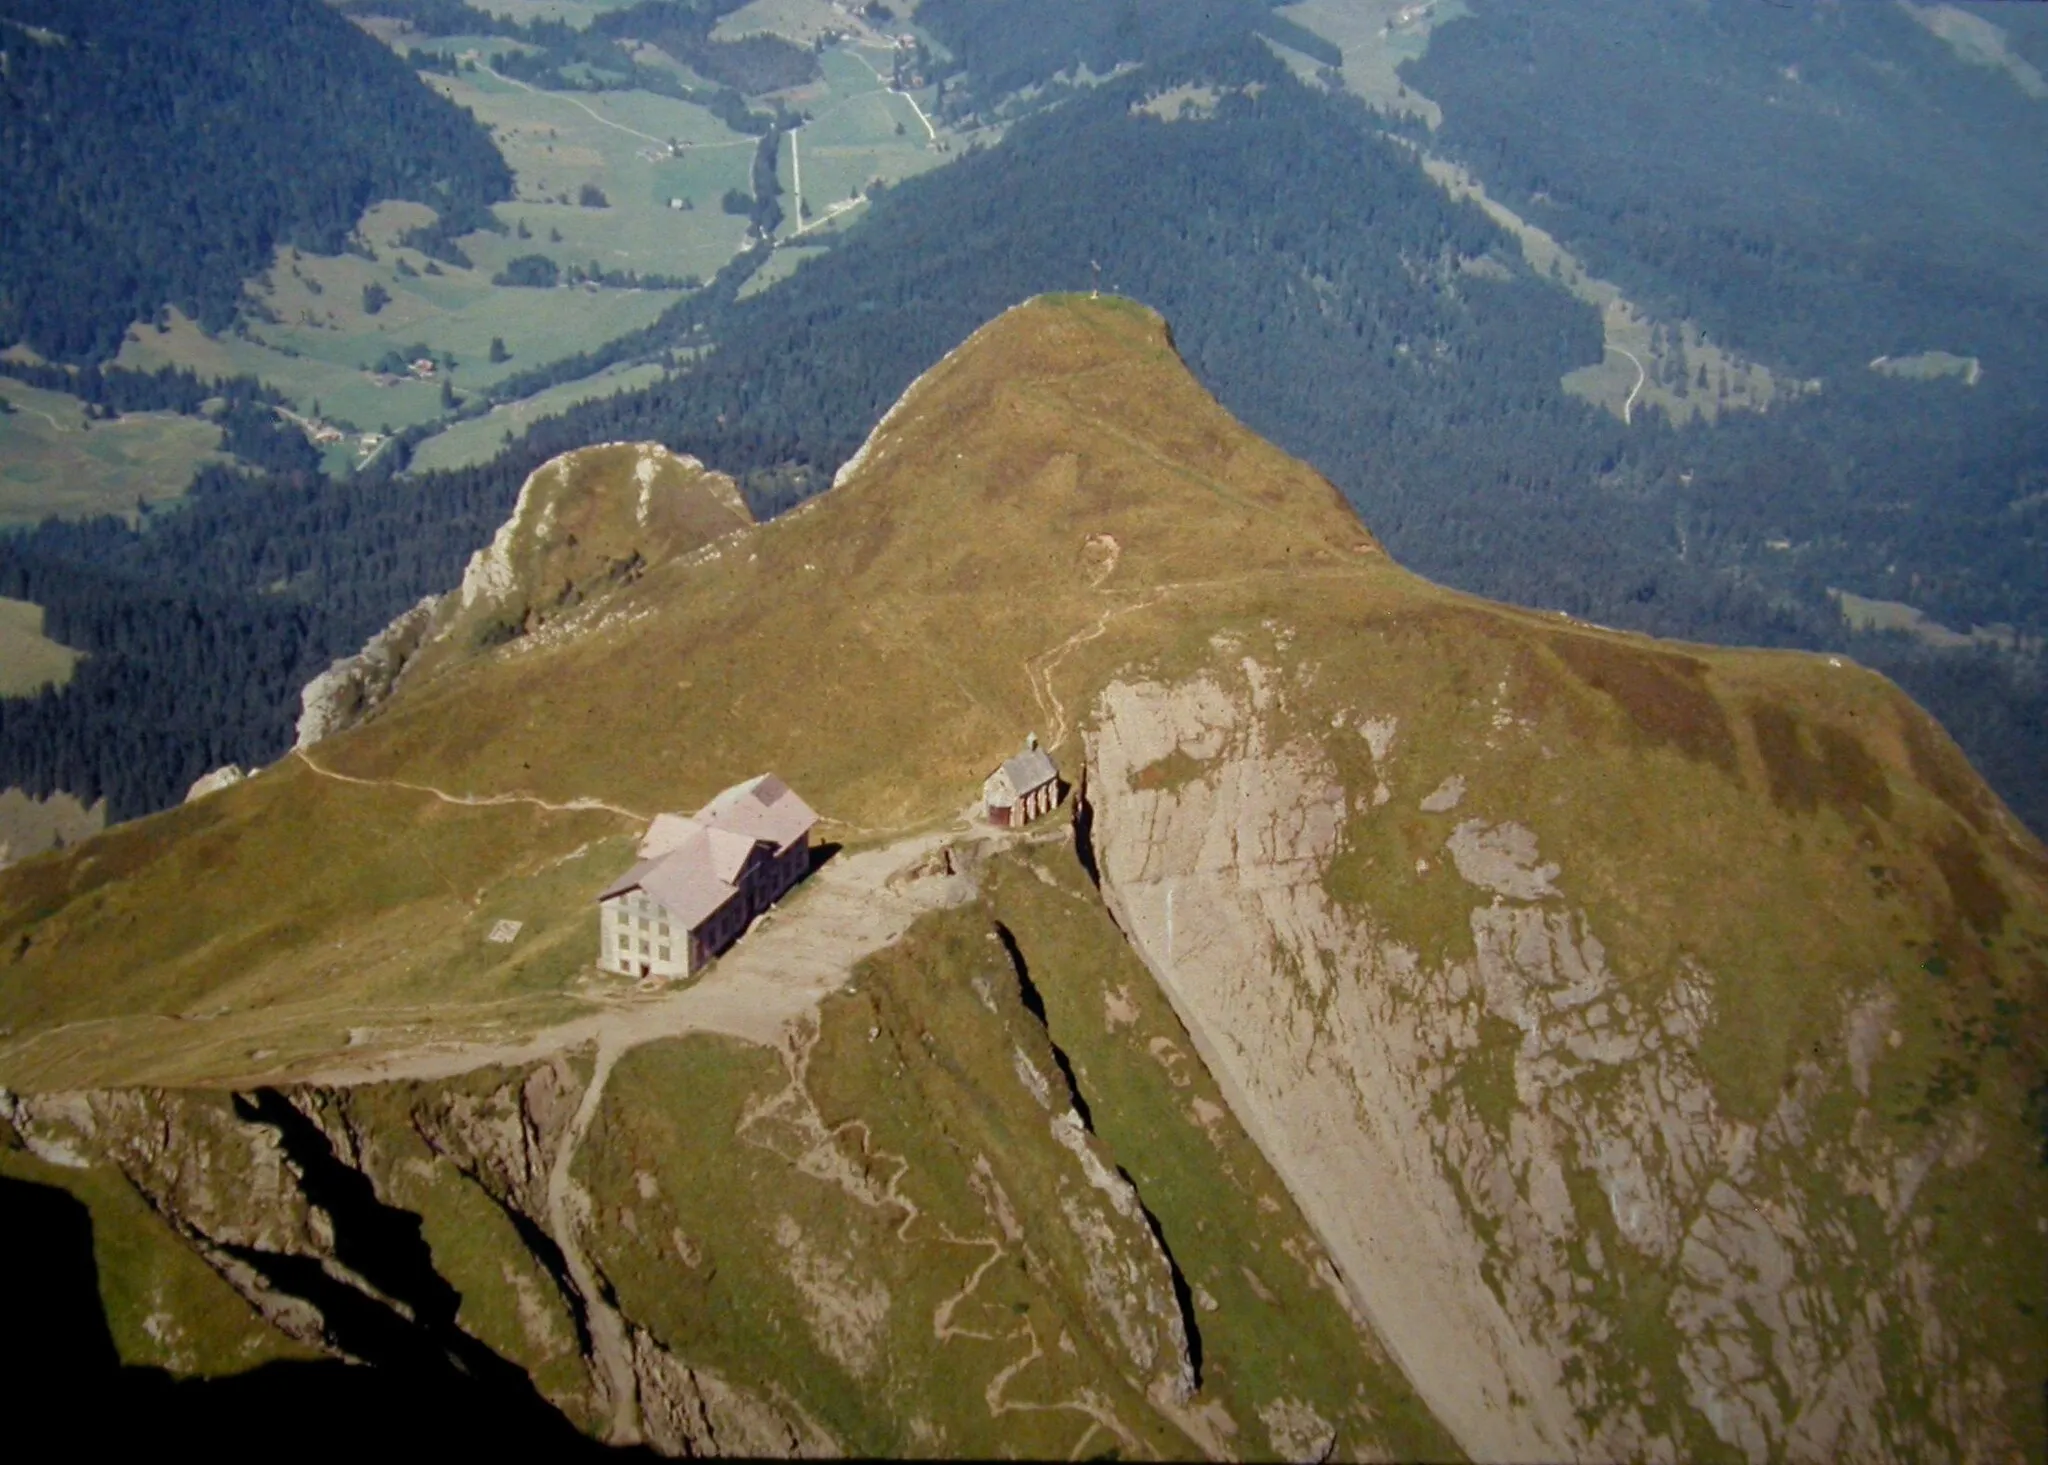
[983,736,1061,827]
[597,774,818,979]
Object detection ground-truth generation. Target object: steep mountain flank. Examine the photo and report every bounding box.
[1083,625,2047,1461]
[0,296,2041,1457]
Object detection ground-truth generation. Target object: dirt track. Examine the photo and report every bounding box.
[299,826,975,1089]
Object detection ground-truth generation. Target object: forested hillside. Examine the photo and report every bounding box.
[1,15,2041,837]
[0,0,511,361]
[340,0,817,100]
[1404,0,2048,377]
[914,0,1338,102]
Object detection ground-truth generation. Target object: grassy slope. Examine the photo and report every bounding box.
[0,1146,317,1375]
[0,377,223,524]
[407,360,668,473]
[578,855,1457,1458]
[0,596,82,696]
[0,294,2041,1443]
[6,293,2042,1093]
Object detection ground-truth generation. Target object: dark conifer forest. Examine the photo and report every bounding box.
[0,6,2041,836]
[0,0,511,361]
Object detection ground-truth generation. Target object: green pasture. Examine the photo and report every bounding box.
[0,597,79,696]
[426,69,759,284]
[472,0,640,26]
[0,377,221,523]
[408,361,669,474]
[739,243,827,299]
[117,313,446,436]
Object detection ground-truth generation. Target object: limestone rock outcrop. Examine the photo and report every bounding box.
[294,596,439,750]
[1084,650,2027,1464]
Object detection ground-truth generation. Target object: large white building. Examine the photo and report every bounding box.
[597,774,818,979]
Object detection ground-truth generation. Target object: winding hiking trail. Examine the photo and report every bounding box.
[1028,592,1166,753]
[301,820,981,1444]
[295,747,651,821]
[1611,343,1647,425]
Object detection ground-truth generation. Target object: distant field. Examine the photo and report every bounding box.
[0,377,222,524]
[118,310,443,436]
[1418,156,1804,427]
[738,243,827,300]
[0,597,80,696]
[1832,588,2022,652]
[425,66,761,287]
[1869,350,1982,386]
[75,36,955,508]
[0,786,103,869]
[473,0,641,26]
[777,48,955,240]
[1283,0,1810,430]
[714,0,903,49]
[1906,2,2048,100]
[1277,0,1469,125]
[408,360,669,473]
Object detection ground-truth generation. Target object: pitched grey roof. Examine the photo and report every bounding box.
[638,813,705,860]
[598,857,662,902]
[999,748,1058,798]
[598,773,816,932]
[697,772,818,853]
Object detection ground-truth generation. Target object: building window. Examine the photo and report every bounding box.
[658,922,669,937]
[659,946,670,961]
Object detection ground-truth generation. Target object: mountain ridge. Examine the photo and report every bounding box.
[2,295,2043,1460]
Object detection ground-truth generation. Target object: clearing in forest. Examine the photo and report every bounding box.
[0,596,79,696]
[0,376,224,523]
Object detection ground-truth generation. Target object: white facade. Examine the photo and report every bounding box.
[596,773,818,981]
[599,888,689,979]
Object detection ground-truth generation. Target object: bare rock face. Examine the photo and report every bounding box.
[1084,654,2023,1465]
[631,1327,841,1458]
[450,441,750,649]
[0,1064,837,1458]
[292,442,753,753]
[294,595,440,750]
[183,764,247,803]
[1,1087,353,1352]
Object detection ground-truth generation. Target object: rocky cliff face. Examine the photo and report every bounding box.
[294,442,752,751]
[0,1068,838,1454]
[4,295,2040,1459]
[1085,627,2045,1463]
[0,897,1231,1459]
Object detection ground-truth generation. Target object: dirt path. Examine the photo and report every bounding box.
[1027,593,1167,754]
[1611,343,1647,425]
[298,821,981,1443]
[549,1041,644,1443]
[483,64,672,149]
[294,748,651,822]
[900,90,937,142]
[788,127,803,228]
[299,828,973,1090]
[788,195,866,239]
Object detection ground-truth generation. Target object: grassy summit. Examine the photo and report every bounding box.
[1,296,2042,1457]
[0,290,2040,1093]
